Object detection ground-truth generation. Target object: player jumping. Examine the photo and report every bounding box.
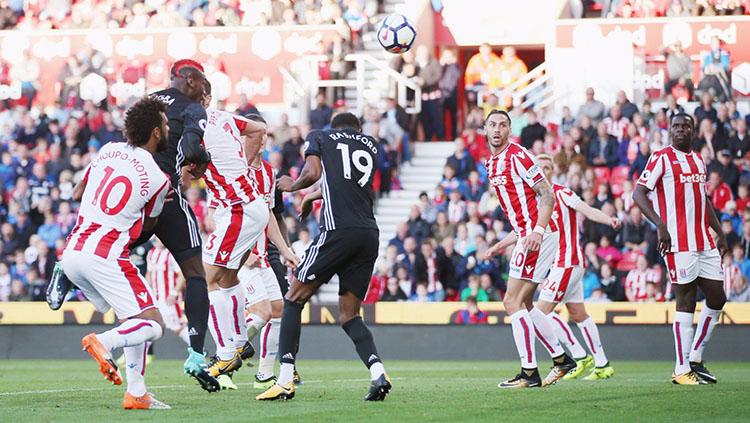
[488,153,620,381]
[257,112,390,401]
[129,59,217,391]
[62,97,172,409]
[482,110,576,388]
[197,87,281,381]
[633,113,728,385]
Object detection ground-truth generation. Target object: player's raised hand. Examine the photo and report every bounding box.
[523,232,542,252]
[276,175,294,192]
[484,243,502,259]
[610,217,622,230]
[657,223,671,255]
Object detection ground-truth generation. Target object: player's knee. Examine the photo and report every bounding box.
[503,295,522,313]
[180,256,206,279]
[152,321,164,340]
[535,301,554,315]
[706,292,726,311]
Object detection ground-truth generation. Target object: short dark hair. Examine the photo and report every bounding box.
[331,112,361,130]
[124,97,166,147]
[485,109,511,125]
[669,112,694,126]
[245,113,266,124]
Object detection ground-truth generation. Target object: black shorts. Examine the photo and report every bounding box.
[294,228,379,300]
[131,191,202,264]
[267,244,290,296]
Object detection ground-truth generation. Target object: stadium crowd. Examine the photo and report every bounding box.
[0,0,381,31]
[372,87,750,309]
[570,0,750,18]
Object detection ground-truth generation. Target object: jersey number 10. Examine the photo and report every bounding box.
[336,143,373,187]
[91,166,133,216]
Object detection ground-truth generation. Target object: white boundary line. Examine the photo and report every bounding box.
[0,377,402,397]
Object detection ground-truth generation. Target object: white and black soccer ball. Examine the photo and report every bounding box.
[377,13,417,54]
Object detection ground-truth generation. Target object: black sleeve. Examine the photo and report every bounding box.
[304,130,322,158]
[272,188,284,216]
[179,103,210,165]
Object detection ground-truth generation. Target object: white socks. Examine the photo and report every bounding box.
[123,341,149,397]
[208,288,238,360]
[278,363,294,386]
[689,305,722,363]
[177,326,190,345]
[510,309,537,369]
[96,318,163,350]
[228,286,248,346]
[577,317,608,367]
[673,311,694,375]
[548,312,587,360]
[246,313,268,342]
[257,318,281,380]
[369,362,386,381]
[529,308,565,358]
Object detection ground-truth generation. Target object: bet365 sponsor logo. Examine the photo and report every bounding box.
[489,175,507,186]
[679,173,706,184]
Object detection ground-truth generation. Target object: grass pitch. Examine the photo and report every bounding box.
[1,359,747,422]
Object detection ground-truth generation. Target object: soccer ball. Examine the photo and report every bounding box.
[377,14,417,54]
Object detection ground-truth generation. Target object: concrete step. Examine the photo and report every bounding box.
[377,215,409,226]
[399,174,442,185]
[408,157,448,167]
[376,207,413,216]
[376,197,419,207]
[414,142,455,157]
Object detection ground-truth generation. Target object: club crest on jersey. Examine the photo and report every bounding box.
[679,269,687,278]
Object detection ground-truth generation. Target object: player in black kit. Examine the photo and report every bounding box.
[256,112,391,402]
[133,59,219,392]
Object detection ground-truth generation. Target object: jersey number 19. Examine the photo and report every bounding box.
[336,143,373,187]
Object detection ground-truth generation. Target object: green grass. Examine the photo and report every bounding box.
[1,359,747,422]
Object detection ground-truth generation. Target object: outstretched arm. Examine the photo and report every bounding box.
[267,212,300,269]
[575,201,621,229]
[485,231,518,258]
[276,156,322,193]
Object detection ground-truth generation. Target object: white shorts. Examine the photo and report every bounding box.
[238,266,283,306]
[203,199,269,270]
[539,265,585,304]
[664,249,724,285]
[509,231,559,284]
[156,300,184,332]
[61,250,156,319]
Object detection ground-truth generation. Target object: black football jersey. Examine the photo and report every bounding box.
[150,87,207,187]
[304,128,380,232]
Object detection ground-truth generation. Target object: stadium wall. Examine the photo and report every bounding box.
[2,324,749,361]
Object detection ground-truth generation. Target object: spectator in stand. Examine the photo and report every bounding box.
[464,43,501,105]
[409,282,437,302]
[389,222,409,255]
[621,206,650,253]
[439,49,461,140]
[588,122,619,168]
[615,90,639,121]
[727,118,749,160]
[273,113,293,147]
[554,134,586,175]
[439,164,462,194]
[710,149,740,193]
[722,215,741,250]
[453,296,489,324]
[560,105,576,135]
[663,41,694,99]
[380,277,408,302]
[729,274,750,302]
[462,170,485,202]
[693,117,723,158]
[460,274,488,302]
[694,91,719,125]
[280,126,304,176]
[577,87,606,124]
[309,92,333,130]
[519,110,546,150]
[603,103,629,141]
[708,169,734,211]
[625,255,657,302]
[699,35,732,101]
[415,45,444,141]
[497,46,528,92]
[445,138,476,180]
[722,200,743,235]
[432,211,456,243]
[407,205,432,242]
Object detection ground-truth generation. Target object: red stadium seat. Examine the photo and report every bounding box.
[593,167,611,183]
[610,166,630,196]
[616,251,641,272]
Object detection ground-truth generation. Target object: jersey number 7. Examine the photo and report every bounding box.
[336,143,373,187]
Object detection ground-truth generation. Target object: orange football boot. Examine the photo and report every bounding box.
[82,333,122,385]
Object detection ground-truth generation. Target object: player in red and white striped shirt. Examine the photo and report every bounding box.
[633,113,728,385]
[147,239,189,345]
[491,154,620,381]
[482,110,576,389]
[199,85,272,379]
[61,97,172,409]
[236,114,299,389]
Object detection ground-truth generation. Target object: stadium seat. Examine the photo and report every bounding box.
[610,166,630,196]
